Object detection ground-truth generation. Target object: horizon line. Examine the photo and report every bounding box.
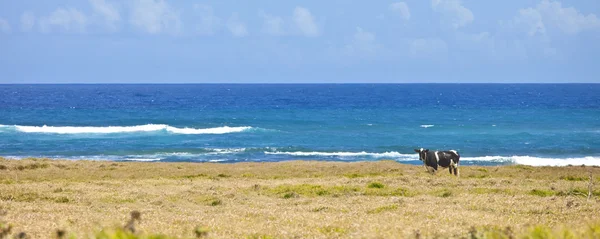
[1,82,598,85]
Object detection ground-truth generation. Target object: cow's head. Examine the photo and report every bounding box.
[414,148,429,161]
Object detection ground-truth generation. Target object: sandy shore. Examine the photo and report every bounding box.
[0,158,599,238]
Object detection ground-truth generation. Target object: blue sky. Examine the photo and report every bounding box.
[0,0,599,83]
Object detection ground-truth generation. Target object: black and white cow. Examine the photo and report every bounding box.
[414,148,460,176]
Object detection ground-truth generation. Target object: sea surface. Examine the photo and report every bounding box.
[1,84,599,166]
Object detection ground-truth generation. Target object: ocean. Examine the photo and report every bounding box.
[1,84,599,166]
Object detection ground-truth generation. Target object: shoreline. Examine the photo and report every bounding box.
[1,158,599,238]
[2,156,600,167]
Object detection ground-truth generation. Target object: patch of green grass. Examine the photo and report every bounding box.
[195,195,222,206]
[557,188,600,197]
[273,184,327,197]
[53,164,69,169]
[209,199,222,206]
[282,192,298,199]
[0,192,41,202]
[217,173,230,178]
[527,225,553,239]
[194,226,209,238]
[318,226,348,236]
[246,234,275,239]
[310,206,329,212]
[471,187,513,195]
[367,204,398,214]
[364,187,414,197]
[529,189,556,197]
[16,162,50,170]
[54,196,71,203]
[367,182,385,189]
[266,184,360,198]
[328,185,360,196]
[586,224,600,238]
[181,174,207,179]
[560,175,587,181]
[94,228,175,239]
[467,174,489,179]
[433,189,453,198]
[344,173,364,178]
[528,209,553,215]
[476,168,489,173]
[0,180,14,185]
[513,165,534,171]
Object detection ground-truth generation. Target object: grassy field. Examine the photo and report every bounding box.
[1,158,599,238]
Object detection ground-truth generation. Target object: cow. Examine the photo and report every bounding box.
[414,148,460,176]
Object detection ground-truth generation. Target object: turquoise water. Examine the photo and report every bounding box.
[1,84,599,166]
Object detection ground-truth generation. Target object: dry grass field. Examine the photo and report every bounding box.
[1,157,599,238]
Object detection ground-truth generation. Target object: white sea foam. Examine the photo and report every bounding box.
[511,156,600,166]
[2,153,600,166]
[121,158,162,162]
[1,124,253,135]
[210,148,247,154]
[165,126,251,134]
[460,155,600,166]
[265,151,415,159]
[264,151,600,166]
[420,125,434,128]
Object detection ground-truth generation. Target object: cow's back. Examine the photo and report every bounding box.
[428,151,460,168]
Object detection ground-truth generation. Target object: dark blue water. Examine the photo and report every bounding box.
[1,84,599,166]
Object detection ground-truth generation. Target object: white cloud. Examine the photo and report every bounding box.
[194,4,220,36]
[20,11,36,32]
[390,2,410,20]
[90,0,120,31]
[0,18,10,33]
[513,8,546,36]
[39,7,87,33]
[293,7,319,37]
[129,0,181,34]
[259,11,284,36]
[345,27,380,55]
[410,38,448,58]
[431,0,473,29]
[227,13,247,37]
[516,0,600,35]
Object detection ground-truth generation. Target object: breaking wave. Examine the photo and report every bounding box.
[264,151,600,166]
[461,155,600,166]
[1,145,599,166]
[0,124,254,135]
[264,151,413,159]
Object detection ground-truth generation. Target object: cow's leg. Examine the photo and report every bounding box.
[426,166,433,174]
[454,162,460,177]
[425,166,435,174]
[449,166,453,174]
